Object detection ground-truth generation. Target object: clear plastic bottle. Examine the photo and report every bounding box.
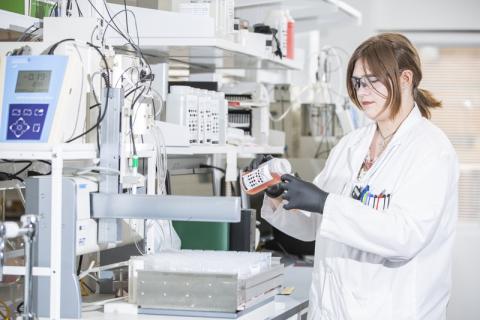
[241,158,291,195]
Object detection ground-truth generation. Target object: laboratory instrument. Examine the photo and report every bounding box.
[0,55,82,143]
[128,250,284,316]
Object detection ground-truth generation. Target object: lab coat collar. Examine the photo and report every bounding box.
[345,104,423,180]
[387,104,422,147]
[348,104,422,149]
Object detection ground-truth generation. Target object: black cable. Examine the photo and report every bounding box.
[14,162,33,176]
[66,75,110,144]
[48,2,58,17]
[62,42,111,145]
[66,0,73,17]
[88,0,153,107]
[16,302,23,314]
[94,1,150,76]
[86,0,127,42]
[125,85,143,98]
[77,255,83,276]
[89,103,101,110]
[47,38,75,55]
[17,24,36,42]
[81,280,95,294]
[87,0,153,154]
[38,160,51,165]
[95,88,102,152]
[1,159,31,164]
[0,172,23,182]
[103,2,142,65]
[74,0,83,17]
[45,38,106,144]
[123,0,129,34]
[100,8,141,61]
[0,159,33,175]
[199,164,226,174]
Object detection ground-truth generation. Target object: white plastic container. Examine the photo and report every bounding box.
[166,86,198,144]
[217,91,228,145]
[204,91,213,144]
[172,0,234,39]
[265,9,287,59]
[241,158,291,195]
[197,89,208,144]
[211,92,220,144]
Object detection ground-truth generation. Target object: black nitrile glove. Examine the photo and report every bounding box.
[244,154,283,198]
[244,154,273,172]
[280,174,329,213]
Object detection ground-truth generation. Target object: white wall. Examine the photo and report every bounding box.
[373,0,480,31]
[448,222,480,320]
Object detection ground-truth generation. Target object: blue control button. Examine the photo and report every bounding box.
[9,117,30,138]
[7,104,49,140]
[32,123,41,133]
[34,108,45,117]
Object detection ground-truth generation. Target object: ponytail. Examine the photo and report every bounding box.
[414,88,442,119]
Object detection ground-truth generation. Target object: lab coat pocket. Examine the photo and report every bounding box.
[358,262,395,320]
[323,268,367,320]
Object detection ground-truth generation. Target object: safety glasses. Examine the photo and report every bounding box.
[351,75,381,91]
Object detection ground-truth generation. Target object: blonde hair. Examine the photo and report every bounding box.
[346,32,441,119]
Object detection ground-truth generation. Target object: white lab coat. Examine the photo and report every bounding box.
[262,106,459,320]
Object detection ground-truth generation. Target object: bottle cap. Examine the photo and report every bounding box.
[270,158,291,175]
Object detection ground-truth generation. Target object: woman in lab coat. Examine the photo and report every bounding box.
[255,33,459,319]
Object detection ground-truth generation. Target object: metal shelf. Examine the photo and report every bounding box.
[235,0,362,26]
[165,144,284,155]
[115,37,303,71]
[0,143,97,160]
[104,5,303,71]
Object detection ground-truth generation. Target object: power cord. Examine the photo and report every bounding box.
[45,39,112,146]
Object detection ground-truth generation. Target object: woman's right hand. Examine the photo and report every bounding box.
[244,155,285,198]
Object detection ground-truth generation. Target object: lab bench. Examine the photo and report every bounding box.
[83,265,313,320]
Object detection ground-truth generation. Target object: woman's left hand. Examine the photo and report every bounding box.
[280,174,329,214]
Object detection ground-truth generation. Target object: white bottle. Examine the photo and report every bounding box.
[172,0,211,17]
[241,158,291,195]
[223,0,235,38]
[217,91,228,145]
[211,92,220,144]
[265,9,287,59]
[166,86,198,144]
[197,89,208,144]
[204,90,213,144]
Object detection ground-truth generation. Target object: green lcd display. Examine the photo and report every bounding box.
[15,70,52,93]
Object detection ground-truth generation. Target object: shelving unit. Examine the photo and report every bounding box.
[235,0,362,26]
[165,144,284,156]
[165,144,284,182]
[122,37,303,71]
[102,4,303,72]
[0,143,97,320]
